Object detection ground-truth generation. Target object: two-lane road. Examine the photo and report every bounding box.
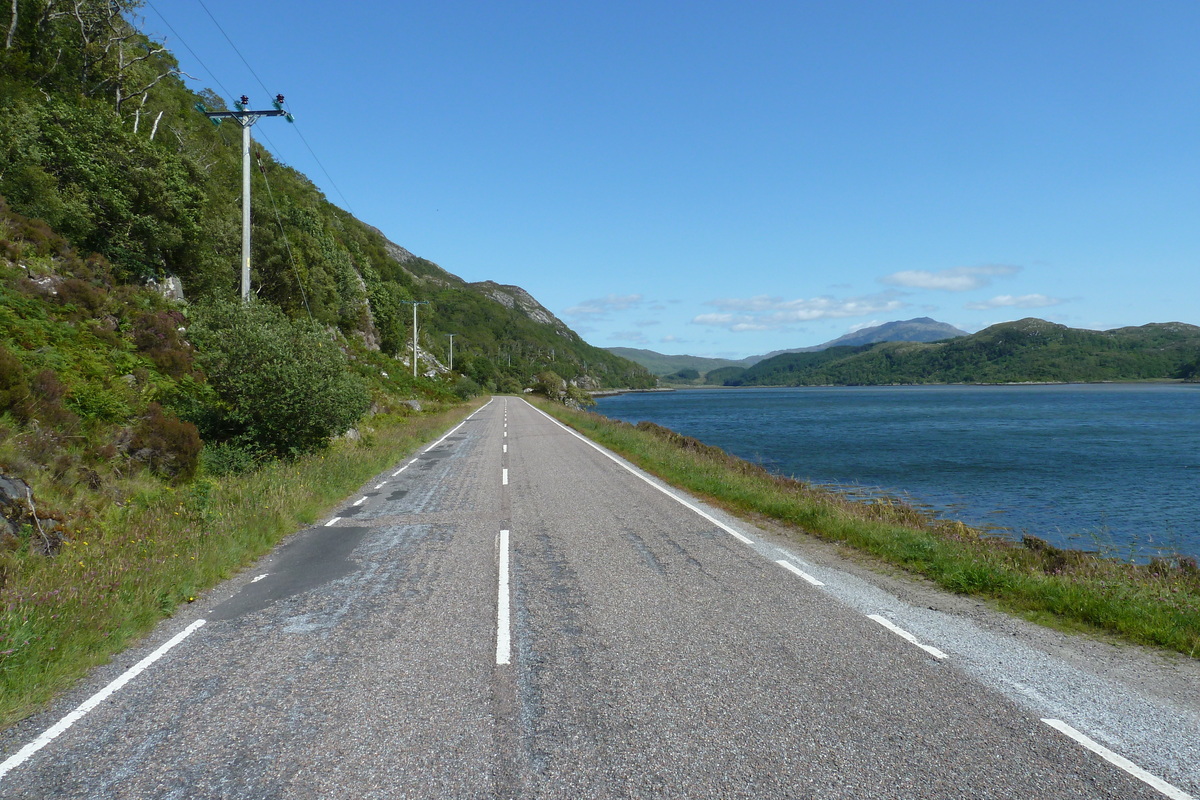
[0,397,1194,798]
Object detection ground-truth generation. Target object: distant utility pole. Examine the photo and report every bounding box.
[447,333,456,372]
[401,301,430,377]
[196,94,294,303]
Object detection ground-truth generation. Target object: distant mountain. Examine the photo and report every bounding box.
[726,318,1200,386]
[605,348,754,377]
[758,317,968,359]
[607,318,967,378]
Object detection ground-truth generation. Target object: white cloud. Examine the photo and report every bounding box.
[692,294,908,332]
[880,264,1021,292]
[563,294,644,317]
[964,294,1064,310]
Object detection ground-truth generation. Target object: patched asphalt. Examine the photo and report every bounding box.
[0,397,1193,799]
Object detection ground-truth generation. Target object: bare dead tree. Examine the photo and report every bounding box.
[6,0,18,50]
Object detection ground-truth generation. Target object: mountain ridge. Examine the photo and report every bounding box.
[608,317,968,377]
[726,317,1200,386]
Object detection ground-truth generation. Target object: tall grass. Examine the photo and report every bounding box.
[0,401,484,727]
[539,402,1200,658]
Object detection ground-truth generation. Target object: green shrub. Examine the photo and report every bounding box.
[188,299,370,457]
[64,383,128,422]
[0,344,28,418]
[200,441,258,476]
[451,375,481,400]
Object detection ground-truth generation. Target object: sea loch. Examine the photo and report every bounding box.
[595,384,1200,562]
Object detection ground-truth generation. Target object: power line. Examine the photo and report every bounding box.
[189,1,357,215]
[284,118,357,215]
[153,2,359,241]
[143,1,234,100]
[256,150,314,322]
[194,0,275,100]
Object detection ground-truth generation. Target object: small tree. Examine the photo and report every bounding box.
[189,300,369,458]
[533,370,566,401]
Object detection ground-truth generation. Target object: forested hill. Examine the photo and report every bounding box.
[726,318,1200,386]
[0,0,653,394]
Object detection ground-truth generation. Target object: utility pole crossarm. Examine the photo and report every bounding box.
[200,109,290,120]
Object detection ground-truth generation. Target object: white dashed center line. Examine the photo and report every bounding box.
[867,614,948,660]
[496,529,512,665]
[775,559,824,586]
[1041,719,1193,800]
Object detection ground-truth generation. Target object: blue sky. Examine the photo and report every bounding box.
[146,1,1200,358]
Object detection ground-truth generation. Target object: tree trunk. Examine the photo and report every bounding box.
[6,0,18,50]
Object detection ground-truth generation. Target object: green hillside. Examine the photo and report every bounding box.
[0,0,653,721]
[727,318,1200,386]
[606,347,750,377]
[0,0,652,396]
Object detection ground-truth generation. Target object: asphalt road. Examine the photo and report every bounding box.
[0,397,1195,799]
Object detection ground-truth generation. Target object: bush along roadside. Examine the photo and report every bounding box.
[0,399,485,728]
[535,401,1200,658]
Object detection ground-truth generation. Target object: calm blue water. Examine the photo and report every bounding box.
[595,385,1200,561]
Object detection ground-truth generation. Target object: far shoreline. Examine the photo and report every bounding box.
[597,378,1197,395]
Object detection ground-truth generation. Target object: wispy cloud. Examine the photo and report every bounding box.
[692,293,907,332]
[563,294,644,317]
[880,265,1021,292]
[964,294,1064,310]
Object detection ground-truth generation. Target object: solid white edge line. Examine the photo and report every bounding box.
[324,517,341,527]
[0,619,207,781]
[496,529,512,665]
[524,400,755,545]
[867,614,948,660]
[776,559,825,586]
[424,418,470,453]
[502,468,509,486]
[1041,719,1193,800]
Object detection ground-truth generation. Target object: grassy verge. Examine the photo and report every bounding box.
[0,399,484,727]
[537,400,1200,658]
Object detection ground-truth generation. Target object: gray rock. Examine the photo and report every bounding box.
[146,275,185,302]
